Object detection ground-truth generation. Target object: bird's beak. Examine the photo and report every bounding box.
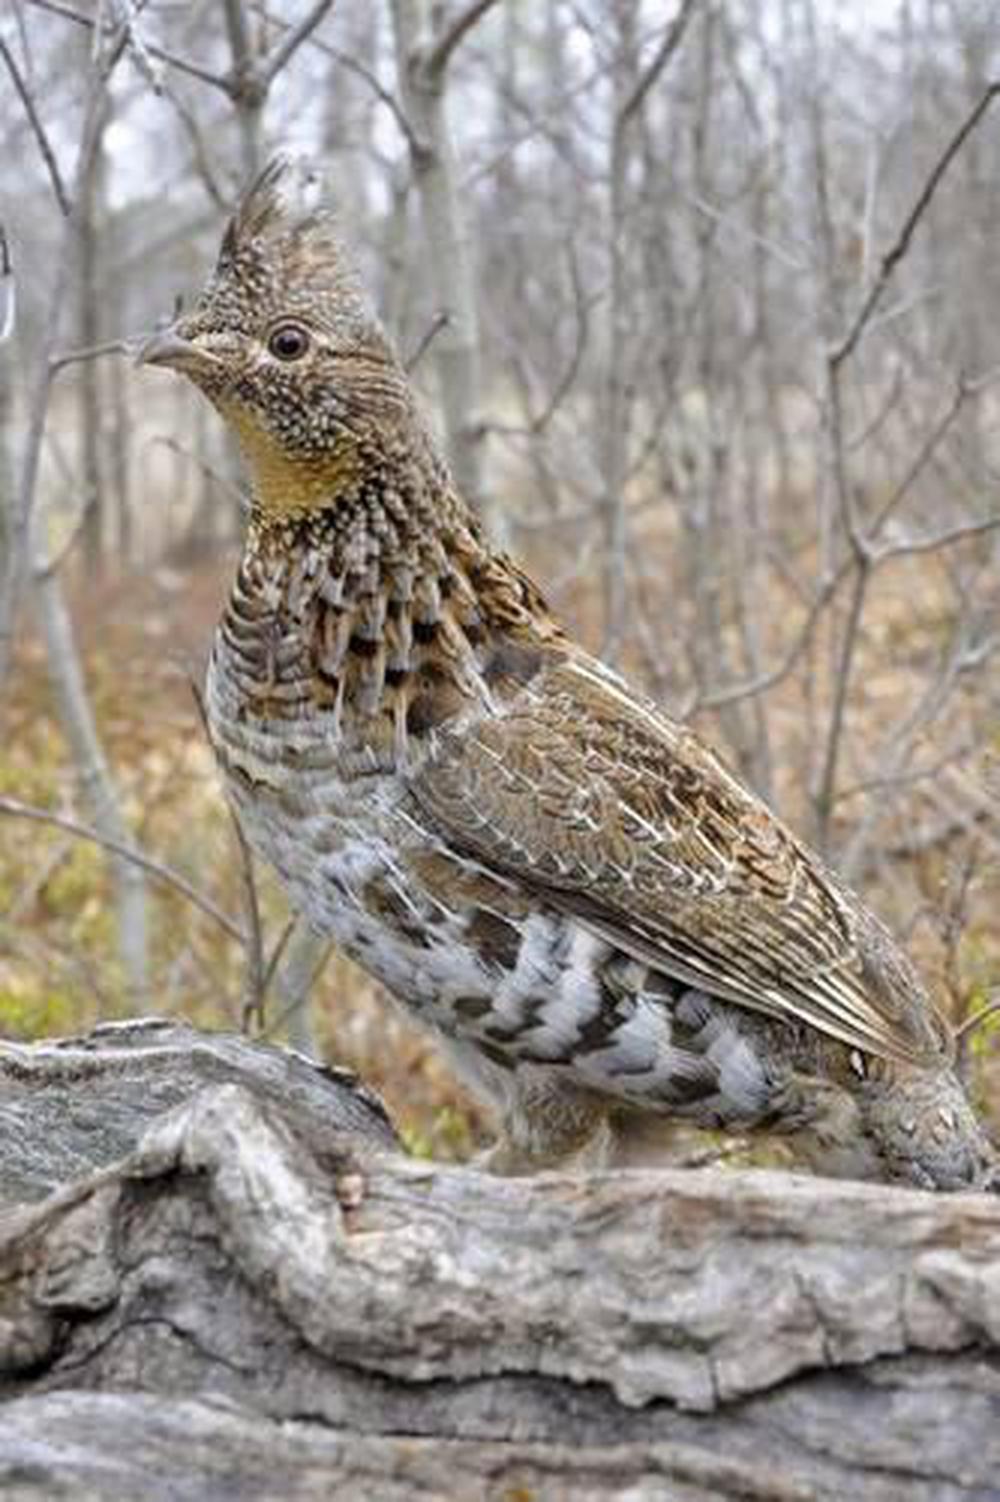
[137,328,220,377]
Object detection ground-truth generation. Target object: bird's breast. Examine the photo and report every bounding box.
[204,603,780,1129]
[204,631,778,1129]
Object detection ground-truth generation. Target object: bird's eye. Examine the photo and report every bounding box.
[267,323,310,361]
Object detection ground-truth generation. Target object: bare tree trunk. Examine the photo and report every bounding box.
[77,125,107,578]
[0,243,14,648]
[381,165,413,343]
[389,0,491,524]
[599,2,638,664]
[0,2,138,698]
[222,0,265,178]
[0,133,96,695]
[34,565,148,999]
[107,329,132,570]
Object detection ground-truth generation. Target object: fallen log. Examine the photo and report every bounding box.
[1,1020,999,1501]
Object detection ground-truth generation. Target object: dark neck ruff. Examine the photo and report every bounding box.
[242,439,489,610]
[217,451,535,763]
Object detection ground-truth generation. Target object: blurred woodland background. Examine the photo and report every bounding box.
[2,0,1000,1157]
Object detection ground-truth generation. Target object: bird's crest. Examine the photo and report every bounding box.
[210,153,374,332]
[219,154,328,266]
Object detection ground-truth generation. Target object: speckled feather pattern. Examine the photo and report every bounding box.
[155,157,996,1189]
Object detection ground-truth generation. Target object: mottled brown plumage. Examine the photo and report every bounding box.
[141,156,996,1189]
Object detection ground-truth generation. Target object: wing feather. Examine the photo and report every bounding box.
[409,648,945,1065]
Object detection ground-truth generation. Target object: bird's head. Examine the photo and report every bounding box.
[140,155,412,516]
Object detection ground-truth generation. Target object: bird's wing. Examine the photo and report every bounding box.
[408,647,946,1065]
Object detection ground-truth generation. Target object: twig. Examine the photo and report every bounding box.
[233,809,266,1033]
[245,0,421,155]
[49,338,133,374]
[873,513,1000,563]
[257,0,335,88]
[694,380,971,713]
[528,243,592,435]
[485,251,595,441]
[616,0,701,129]
[3,836,73,923]
[954,995,1000,1043]
[26,0,230,91]
[260,922,332,1049]
[813,562,869,841]
[404,310,450,371]
[189,680,266,1033]
[834,737,975,807]
[0,228,13,343]
[425,0,504,79]
[113,0,164,92]
[0,34,127,696]
[0,35,70,214]
[147,435,247,508]
[830,80,1000,370]
[684,190,808,273]
[32,489,95,580]
[261,915,298,998]
[159,87,229,210]
[461,52,620,192]
[323,43,419,153]
[0,796,245,942]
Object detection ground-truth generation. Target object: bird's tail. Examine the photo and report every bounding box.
[859,1064,997,1191]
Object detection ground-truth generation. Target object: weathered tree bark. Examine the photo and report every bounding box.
[390,0,491,523]
[2,1021,1000,1501]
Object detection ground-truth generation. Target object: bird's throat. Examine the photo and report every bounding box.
[226,403,366,518]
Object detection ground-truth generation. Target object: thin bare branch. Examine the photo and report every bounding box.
[221,0,254,77]
[0,797,245,943]
[528,244,592,435]
[258,0,335,87]
[114,0,164,92]
[32,489,95,580]
[954,995,1000,1043]
[404,310,450,371]
[813,564,870,842]
[617,0,701,129]
[325,44,420,153]
[0,47,123,695]
[26,0,231,91]
[0,35,70,214]
[261,916,298,999]
[147,435,246,508]
[694,381,971,713]
[158,87,229,209]
[0,229,13,343]
[873,513,1000,564]
[189,681,266,1033]
[49,338,133,374]
[425,0,504,79]
[831,80,1000,369]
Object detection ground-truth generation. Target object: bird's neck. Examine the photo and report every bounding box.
[236,409,560,664]
[217,408,565,769]
[242,425,491,607]
[221,437,561,759]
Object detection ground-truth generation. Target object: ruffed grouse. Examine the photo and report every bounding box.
[141,156,996,1189]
